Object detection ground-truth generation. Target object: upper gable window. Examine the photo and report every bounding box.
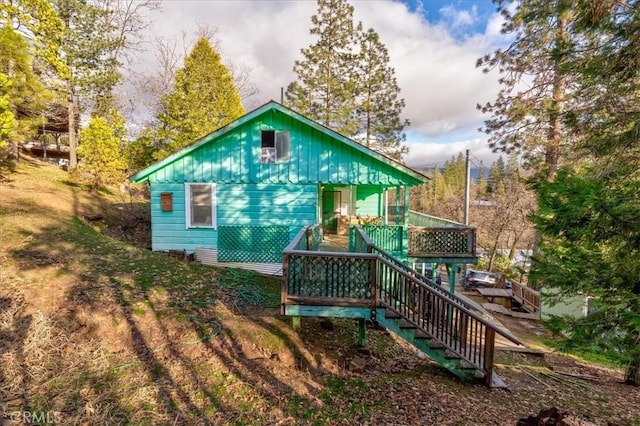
[261,130,290,163]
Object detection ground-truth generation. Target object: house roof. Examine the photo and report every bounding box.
[129,100,429,185]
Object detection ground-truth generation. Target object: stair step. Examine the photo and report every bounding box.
[490,372,507,389]
[429,340,446,349]
[414,329,431,339]
[398,319,415,329]
[444,350,461,359]
[385,310,401,319]
[459,359,478,370]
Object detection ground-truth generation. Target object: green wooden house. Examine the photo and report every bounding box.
[130,101,432,272]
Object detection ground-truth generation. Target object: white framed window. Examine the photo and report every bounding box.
[185,183,216,228]
[261,130,290,163]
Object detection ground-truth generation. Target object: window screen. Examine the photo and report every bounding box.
[261,130,290,163]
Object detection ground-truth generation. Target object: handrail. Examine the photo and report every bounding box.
[373,255,521,343]
[354,227,486,318]
[511,281,540,313]
[408,209,466,228]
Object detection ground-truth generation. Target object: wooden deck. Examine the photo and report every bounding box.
[318,234,349,252]
[281,225,523,387]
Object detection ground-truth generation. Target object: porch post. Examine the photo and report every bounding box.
[384,189,389,224]
[395,187,401,225]
[403,186,409,256]
[403,185,409,227]
[446,264,457,295]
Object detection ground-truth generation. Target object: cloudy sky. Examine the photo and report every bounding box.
[137,0,510,168]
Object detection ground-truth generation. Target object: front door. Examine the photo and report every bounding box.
[322,191,340,234]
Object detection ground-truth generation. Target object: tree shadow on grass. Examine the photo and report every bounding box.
[6,218,333,423]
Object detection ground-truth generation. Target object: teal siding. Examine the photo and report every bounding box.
[150,183,217,253]
[218,183,317,241]
[356,185,382,217]
[146,108,416,187]
[150,182,317,252]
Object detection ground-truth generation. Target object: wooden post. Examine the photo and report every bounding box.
[395,187,401,225]
[292,316,301,331]
[369,249,378,323]
[447,264,456,295]
[484,327,496,387]
[358,318,367,347]
[281,253,289,315]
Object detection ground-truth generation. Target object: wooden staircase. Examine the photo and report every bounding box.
[376,308,507,387]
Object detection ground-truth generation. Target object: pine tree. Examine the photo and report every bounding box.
[356,28,408,159]
[477,0,578,179]
[55,0,123,170]
[477,160,488,195]
[487,156,506,194]
[76,116,126,190]
[157,37,245,158]
[287,0,409,159]
[286,0,360,137]
[530,1,640,384]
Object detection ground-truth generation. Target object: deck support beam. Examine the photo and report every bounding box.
[357,318,367,347]
[292,316,301,331]
[446,264,457,295]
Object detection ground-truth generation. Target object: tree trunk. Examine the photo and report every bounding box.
[625,359,640,386]
[545,14,567,180]
[7,58,19,160]
[68,88,77,170]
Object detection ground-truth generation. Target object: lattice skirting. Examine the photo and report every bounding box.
[195,247,283,276]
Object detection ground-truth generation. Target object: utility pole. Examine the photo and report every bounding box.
[464,149,470,226]
[459,149,471,293]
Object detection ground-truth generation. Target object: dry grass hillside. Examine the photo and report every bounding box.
[1,157,639,425]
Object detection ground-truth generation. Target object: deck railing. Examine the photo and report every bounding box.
[282,225,521,386]
[511,281,540,313]
[408,210,464,228]
[349,225,405,255]
[408,227,476,258]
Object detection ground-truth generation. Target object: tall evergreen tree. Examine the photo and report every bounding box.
[356,28,408,159]
[287,0,409,159]
[55,0,122,170]
[477,0,578,179]
[487,156,506,194]
[157,37,245,158]
[531,0,640,384]
[477,160,488,195]
[286,0,360,137]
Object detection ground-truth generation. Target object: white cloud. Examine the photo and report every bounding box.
[404,137,500,169]
[133,1,509,161]
[439,5,477,28]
